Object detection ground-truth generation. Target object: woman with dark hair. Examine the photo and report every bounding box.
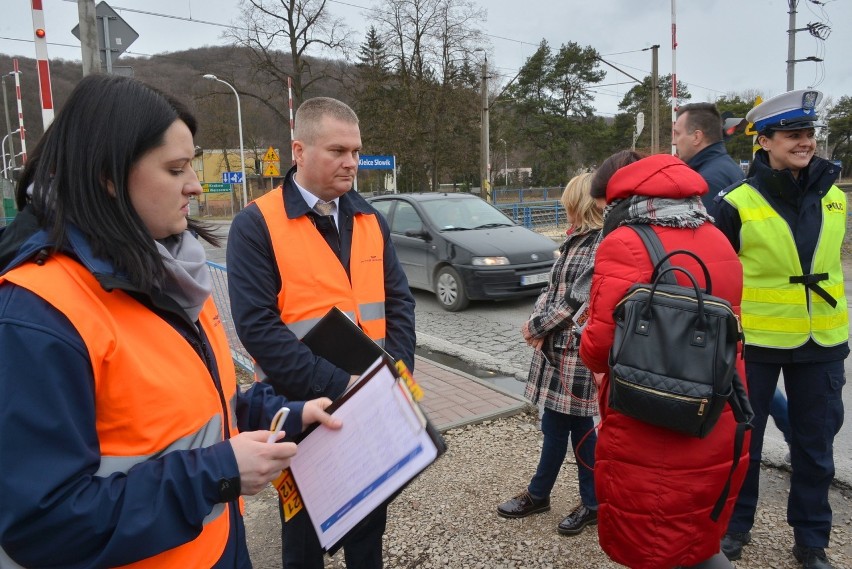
[0,74,340,568]
[714,89,846,569]
[579,151,749,569]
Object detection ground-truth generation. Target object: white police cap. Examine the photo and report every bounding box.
[746,89,825,132]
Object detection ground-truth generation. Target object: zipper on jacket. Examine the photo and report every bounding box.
[188,324,232,441]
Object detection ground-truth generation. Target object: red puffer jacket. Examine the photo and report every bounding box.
[579,155,750,569]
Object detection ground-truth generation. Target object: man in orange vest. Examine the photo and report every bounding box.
[227,97,416,569]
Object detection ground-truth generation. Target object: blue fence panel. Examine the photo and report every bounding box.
[206,261,253,373]
[497,201,565,234]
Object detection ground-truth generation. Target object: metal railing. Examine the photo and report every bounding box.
[497,201,565,232]
[207,261,253,373]
[492,187,562,203]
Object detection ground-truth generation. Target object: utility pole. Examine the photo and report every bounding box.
[787,0,797,91]
[785,0,829,91]
[479,53,491,203]
[671,0,678,155]
[651,44,660,154]
[77,0,101,76]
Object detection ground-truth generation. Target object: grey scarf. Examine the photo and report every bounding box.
[602,195,713,237]
[155,231,212,322]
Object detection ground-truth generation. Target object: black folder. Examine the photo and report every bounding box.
[300,307,394,375]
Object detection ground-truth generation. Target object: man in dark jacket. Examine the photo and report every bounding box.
[674,102,744,210]
[227,96,415,569]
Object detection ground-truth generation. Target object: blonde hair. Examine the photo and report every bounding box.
[561,172,603,233]
[294,97,359,145]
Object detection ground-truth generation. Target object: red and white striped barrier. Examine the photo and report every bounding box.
[31,0,55,129]
[288,76,295,165]
[12,59,26,165]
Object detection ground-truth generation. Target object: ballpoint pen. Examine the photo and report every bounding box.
[267,407,291,444]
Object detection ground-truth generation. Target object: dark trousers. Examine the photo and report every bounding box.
[727,360,845,548]
[770,387,792,443]
[281,499,387,569]
[528,407,598,509]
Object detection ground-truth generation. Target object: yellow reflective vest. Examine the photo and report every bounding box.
[254,187,387,345]
[723,183,848,348]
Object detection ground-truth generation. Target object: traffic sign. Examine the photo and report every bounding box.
[203,182,231,193]
[71,1,138,67]
[222,171,244,184]
[263,162,280,176]
[745,96,763,136]
[263,146,280,162]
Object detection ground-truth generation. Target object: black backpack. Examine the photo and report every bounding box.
[608,225,754,519]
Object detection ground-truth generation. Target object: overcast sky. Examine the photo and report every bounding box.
[2,0,850,117]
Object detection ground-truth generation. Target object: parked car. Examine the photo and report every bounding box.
[366,193,558,311]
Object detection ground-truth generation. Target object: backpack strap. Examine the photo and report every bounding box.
[630,225,755,521]
[710,372,754,521]
[628,225,677,285]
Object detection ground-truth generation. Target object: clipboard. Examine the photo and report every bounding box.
[301,307,394,375]
[289,358,447,555]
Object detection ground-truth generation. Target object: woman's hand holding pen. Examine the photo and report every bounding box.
[228,399,340,496]
[229,431,297,495]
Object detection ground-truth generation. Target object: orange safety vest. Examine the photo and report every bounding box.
[1,254,240,569]
[254,187,387,344]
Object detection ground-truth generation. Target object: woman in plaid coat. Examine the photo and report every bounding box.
[497,173,602,536]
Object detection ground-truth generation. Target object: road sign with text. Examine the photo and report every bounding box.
[358,155,395,170]
[203,182,231,193]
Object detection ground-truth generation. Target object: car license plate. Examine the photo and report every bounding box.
[521,272,549,286]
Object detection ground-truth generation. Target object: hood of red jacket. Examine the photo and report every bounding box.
[606,154,709,203]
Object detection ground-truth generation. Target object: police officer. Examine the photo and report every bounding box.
[714,89,848,569]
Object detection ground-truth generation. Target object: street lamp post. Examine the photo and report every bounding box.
[202,74,247,209]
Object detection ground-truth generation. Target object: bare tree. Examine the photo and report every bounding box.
[365,0,486,190]
[226,0,354,114]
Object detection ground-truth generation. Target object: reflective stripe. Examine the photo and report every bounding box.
[287,317,322,340]
[229,393,238,435]
[95,415,223,477]
[359,302,385,322]
[254,362,268,381]
[0,547,25,568]
[741,287,805,305]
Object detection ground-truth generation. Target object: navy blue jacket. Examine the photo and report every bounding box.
[687,141,744,210]
[227,167,416,402]
[0,224,302,568]
[713,150,849,364]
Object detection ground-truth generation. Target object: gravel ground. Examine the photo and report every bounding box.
[243,411,852,569]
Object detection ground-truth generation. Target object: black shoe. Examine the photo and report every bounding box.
[792,545,833,569]
[497,490,550,519]
[557,503,598,536]
[721,531,751,561]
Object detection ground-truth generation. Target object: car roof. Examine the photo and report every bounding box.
[367,193,480,202]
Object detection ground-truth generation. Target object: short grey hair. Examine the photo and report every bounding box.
[294,97,359,144]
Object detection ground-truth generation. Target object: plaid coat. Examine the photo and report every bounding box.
[523,228,601,416]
